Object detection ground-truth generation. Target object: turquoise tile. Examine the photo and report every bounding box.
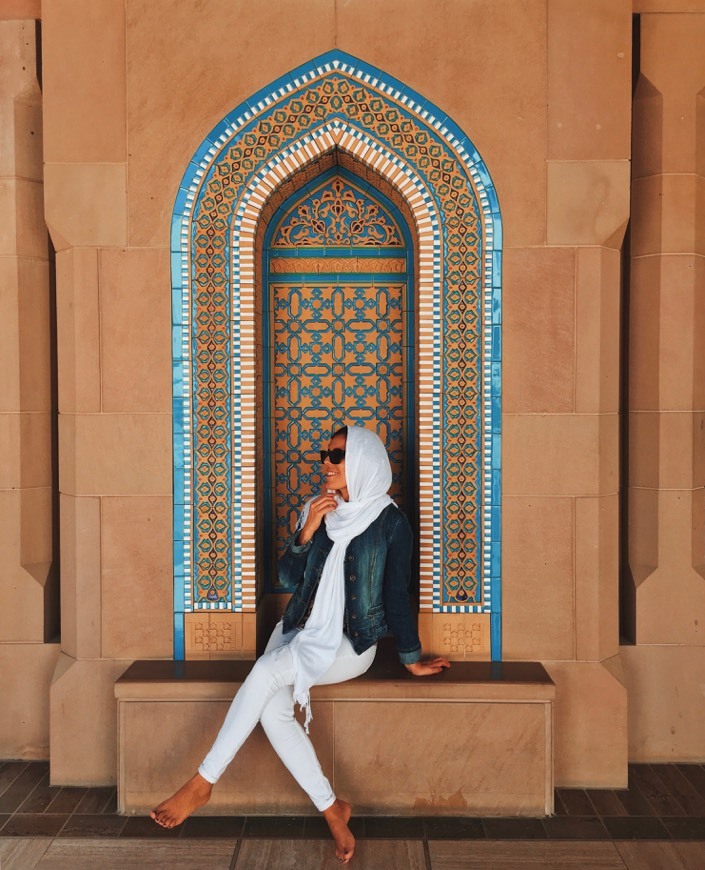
[173,612,185,660]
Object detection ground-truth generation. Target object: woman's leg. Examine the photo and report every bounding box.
[259,636,376,809]
[151,623,298,828]
[259,636,376,864]
[198,632,298,783]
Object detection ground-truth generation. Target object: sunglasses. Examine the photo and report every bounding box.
[320,448,346,465]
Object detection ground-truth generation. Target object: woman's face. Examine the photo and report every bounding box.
[323,432,348,499]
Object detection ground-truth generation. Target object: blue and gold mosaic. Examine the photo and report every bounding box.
[263,170,412,590]
[171,51,502,660]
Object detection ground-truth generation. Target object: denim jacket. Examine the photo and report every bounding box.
[278,504,422,665]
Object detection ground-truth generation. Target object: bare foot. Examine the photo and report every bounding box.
[322,798,355,864]
[150,772,213,828]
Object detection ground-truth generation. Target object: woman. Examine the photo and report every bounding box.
[151,424,450,863]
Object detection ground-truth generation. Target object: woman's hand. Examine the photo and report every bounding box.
[404,657,451,676]
[297,493,338,545]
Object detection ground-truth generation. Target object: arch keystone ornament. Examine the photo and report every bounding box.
[171,51,503,661]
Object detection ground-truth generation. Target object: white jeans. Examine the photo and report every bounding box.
[198,621,376,811]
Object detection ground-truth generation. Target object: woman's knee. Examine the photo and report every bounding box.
[260,687,296,733]
[248,650,292,693]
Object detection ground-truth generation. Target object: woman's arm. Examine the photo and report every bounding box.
[381,512,423,665]
[277,533,312,588]
[382,512,451,676]
[277,493,338,587]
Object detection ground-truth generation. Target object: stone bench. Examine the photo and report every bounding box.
[115,643,555,817]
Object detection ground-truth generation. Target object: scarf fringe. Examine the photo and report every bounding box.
[297,691,313,734]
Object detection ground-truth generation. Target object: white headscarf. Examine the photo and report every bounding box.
[287,425,394,730]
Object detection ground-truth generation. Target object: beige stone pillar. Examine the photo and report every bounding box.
[623,12,705,760]
[43,0,164,784]
[503,0,631,787]
[0,17,59,758]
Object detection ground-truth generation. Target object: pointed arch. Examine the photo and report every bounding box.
[171,51,502,659]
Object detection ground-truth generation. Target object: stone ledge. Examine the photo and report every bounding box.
[116,644,555,817]
[115,652,555,703]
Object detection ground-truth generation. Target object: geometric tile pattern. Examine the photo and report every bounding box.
[265,172,409,589]
[269,280,406,574]
[171,51,502,659]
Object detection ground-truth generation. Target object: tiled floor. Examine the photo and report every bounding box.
[2,761,705,868]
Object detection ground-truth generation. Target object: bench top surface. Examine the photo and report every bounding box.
[116,640,554,688]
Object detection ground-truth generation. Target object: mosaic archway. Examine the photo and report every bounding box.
[171,51,503,660]
[263,167,415,590]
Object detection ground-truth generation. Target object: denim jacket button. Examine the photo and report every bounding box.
[350,574,356,580]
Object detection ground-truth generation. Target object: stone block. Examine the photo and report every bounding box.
[0,410,51,489]
[0,642,60,759]
[631,173,705,257]
[0,259,20,411]
[0,1,41,19]
[99,248,171,413]
[42,0,126,163]
[503,247,575,414]
[575,247,621,413]
[20,411,52,488]
[633,489,705,644]
[17,257,51,412]
[116,658,555,815]
[101,496,173,659]
[620,644,705,761]
[628,254,660,412]
[0,489,46,642]
[0,412,20,489]
[630,254,705,412]
[0,19,37,85]
[125,0,335,247]
[0,177,47,258]
[336,700,548,815]
[544,658,628,788]
[632,74,663,182]
[639,12,705,174]
[55,247,101,414]
[19,483,53,577]
[635,1,705,10]
[59,413,171,496]
[0,66,42,182]
[44,163,127,251]
[503,413,619,497]
[630,411,705,490]
[627,486,659,589]
[547,160,630,247]
[502,496,574,661]
[59,493,101,660]
[575,495,619,661]
[50,654,132,785]
[547,0,631,160]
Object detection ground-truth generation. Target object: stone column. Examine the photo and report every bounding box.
[508,0,632,787]
[623,11,705,760]
[43,0,171,784]
[0,16,59,758]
